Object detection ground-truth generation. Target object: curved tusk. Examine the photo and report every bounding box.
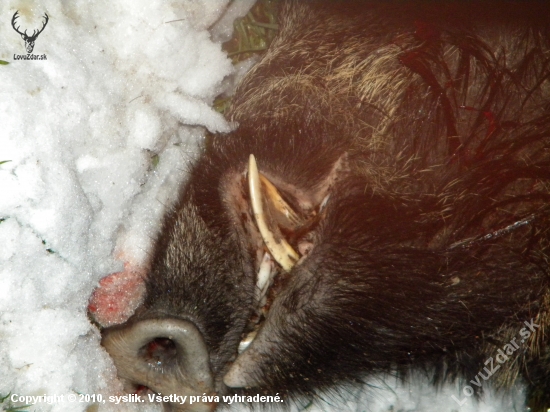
[248,154,299,272]
[259,174,305,229]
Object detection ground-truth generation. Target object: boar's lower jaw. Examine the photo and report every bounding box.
[102,318,216,410]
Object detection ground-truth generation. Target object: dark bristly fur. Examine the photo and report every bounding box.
[107,1,550,409]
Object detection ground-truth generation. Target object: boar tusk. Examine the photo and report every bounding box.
[259,173,306,230]
[248,154,299,271]
[238,330,257,354]
[256,252,274,303]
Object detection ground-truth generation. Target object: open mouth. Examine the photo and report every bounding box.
[236,155,326,355]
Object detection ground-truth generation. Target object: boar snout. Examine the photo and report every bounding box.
[102,318,216,412]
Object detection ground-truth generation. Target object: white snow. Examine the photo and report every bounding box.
[0,1,530,412]
[0,1,244,411]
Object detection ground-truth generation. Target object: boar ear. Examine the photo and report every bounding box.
[248,154,301,272]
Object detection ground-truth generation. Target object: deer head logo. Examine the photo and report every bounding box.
[12,11,49,54]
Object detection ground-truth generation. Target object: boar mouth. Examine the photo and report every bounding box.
[248,154,301,271]
[236,155,326,354]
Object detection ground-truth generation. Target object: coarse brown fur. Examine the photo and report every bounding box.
[104,1,550,410]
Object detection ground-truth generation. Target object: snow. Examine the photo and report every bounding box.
[0,0,245,410]
[0,1,529,411]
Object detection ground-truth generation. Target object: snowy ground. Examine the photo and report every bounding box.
[0,1,532,412]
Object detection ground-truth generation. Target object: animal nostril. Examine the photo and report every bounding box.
[140,337,178,366]
[102,318,215,406]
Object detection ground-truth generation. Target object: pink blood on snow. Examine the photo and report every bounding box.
[88,263,146,327]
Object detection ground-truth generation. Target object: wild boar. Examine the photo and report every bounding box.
[96,1,550,410]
